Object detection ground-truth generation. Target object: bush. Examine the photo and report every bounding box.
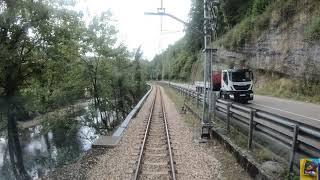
[251,0,272,16]
[254,73,320,104]
[305,16,320,41]
[276,0,297,23]
[220,17,254,49]
[254,7,271,34]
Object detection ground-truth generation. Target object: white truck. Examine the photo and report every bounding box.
[195,69,254,103]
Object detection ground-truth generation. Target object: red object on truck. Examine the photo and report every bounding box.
[212,71,221,91]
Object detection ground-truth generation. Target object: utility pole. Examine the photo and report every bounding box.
[144,0,220,138]
[201,0,219,138]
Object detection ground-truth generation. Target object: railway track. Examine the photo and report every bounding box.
[133,86,176,180]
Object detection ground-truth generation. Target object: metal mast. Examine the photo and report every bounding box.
[144,0,220,138]
[201,0,219,138]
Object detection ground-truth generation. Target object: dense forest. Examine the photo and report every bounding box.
[0,0,148,179]
[150,0,320,102]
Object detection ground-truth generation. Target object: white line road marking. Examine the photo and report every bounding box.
[175,82,320,123]
[252,103,320,122]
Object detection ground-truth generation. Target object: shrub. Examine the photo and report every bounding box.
[251,0,272,16]
[220,17,254,49]
[254,7,271,35]
[278,0,297,23]
[305,16,320,41]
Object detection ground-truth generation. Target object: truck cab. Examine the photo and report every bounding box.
[220,69,254,103]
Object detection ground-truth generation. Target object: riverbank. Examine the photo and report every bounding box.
[0,98,109,179]
[17,100,89,129]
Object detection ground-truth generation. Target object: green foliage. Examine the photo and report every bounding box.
[185,0,203,53]
[151,0,273,79]
[305,16,320,41]
[277,0,297,23]
[219,17,255,49]
[221,0,252,28]
[0,0,149,132]
[150,0,205,81]
[254,10,271,34]
[251,0,271,16]
[255,72,320,104]
[255,148,273,162]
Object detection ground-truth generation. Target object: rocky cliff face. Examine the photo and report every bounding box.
[216,10,320,80]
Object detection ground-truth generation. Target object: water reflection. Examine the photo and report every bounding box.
[0,110,101,180]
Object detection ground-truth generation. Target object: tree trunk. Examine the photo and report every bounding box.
[7,104,31,180]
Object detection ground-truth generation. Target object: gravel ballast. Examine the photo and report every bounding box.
[47,85,251,179]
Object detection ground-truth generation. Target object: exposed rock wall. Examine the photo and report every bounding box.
[215,10,320,80]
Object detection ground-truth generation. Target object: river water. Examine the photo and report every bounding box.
[0,105,106,179]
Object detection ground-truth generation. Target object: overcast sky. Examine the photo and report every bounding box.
[75,0,191,60]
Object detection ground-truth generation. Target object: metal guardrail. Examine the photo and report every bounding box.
[163,81,320,174]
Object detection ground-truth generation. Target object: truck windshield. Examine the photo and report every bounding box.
[231,71,252,82]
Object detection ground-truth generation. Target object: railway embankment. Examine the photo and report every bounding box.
[45,85,251,179]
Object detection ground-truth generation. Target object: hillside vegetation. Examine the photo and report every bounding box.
[150,0,320,102]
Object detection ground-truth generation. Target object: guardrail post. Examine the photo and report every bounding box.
[226,103,231,133]
[248,109,256,149]
[196,92,199,107]
[213,93,217,122]
[192,91,195,103]
[288,124,299,175]
[186,89,189,98]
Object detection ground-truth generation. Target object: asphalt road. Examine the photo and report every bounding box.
[248,95,320,128]
[168,82,320,128]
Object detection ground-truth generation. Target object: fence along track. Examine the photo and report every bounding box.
[133,86,176,180]
[165,81,320,173]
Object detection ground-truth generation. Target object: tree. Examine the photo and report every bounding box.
[131,46,146,102]
[0,1,84,179]
[221,0,252,28]
[0,1,149,178]
[80,12,118,128]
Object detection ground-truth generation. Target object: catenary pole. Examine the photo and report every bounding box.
[201,0,219,138]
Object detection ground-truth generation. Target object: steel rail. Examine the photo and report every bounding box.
[133,87,158,180]
[160,87,177,180]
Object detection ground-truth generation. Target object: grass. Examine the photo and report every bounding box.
[218,17,255,49]
[305,16,320,41]
[217,0,302,50]
[254,74,320,104]
[162,85,202,127]
[162,85,184,110]
[255,148,274,162]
